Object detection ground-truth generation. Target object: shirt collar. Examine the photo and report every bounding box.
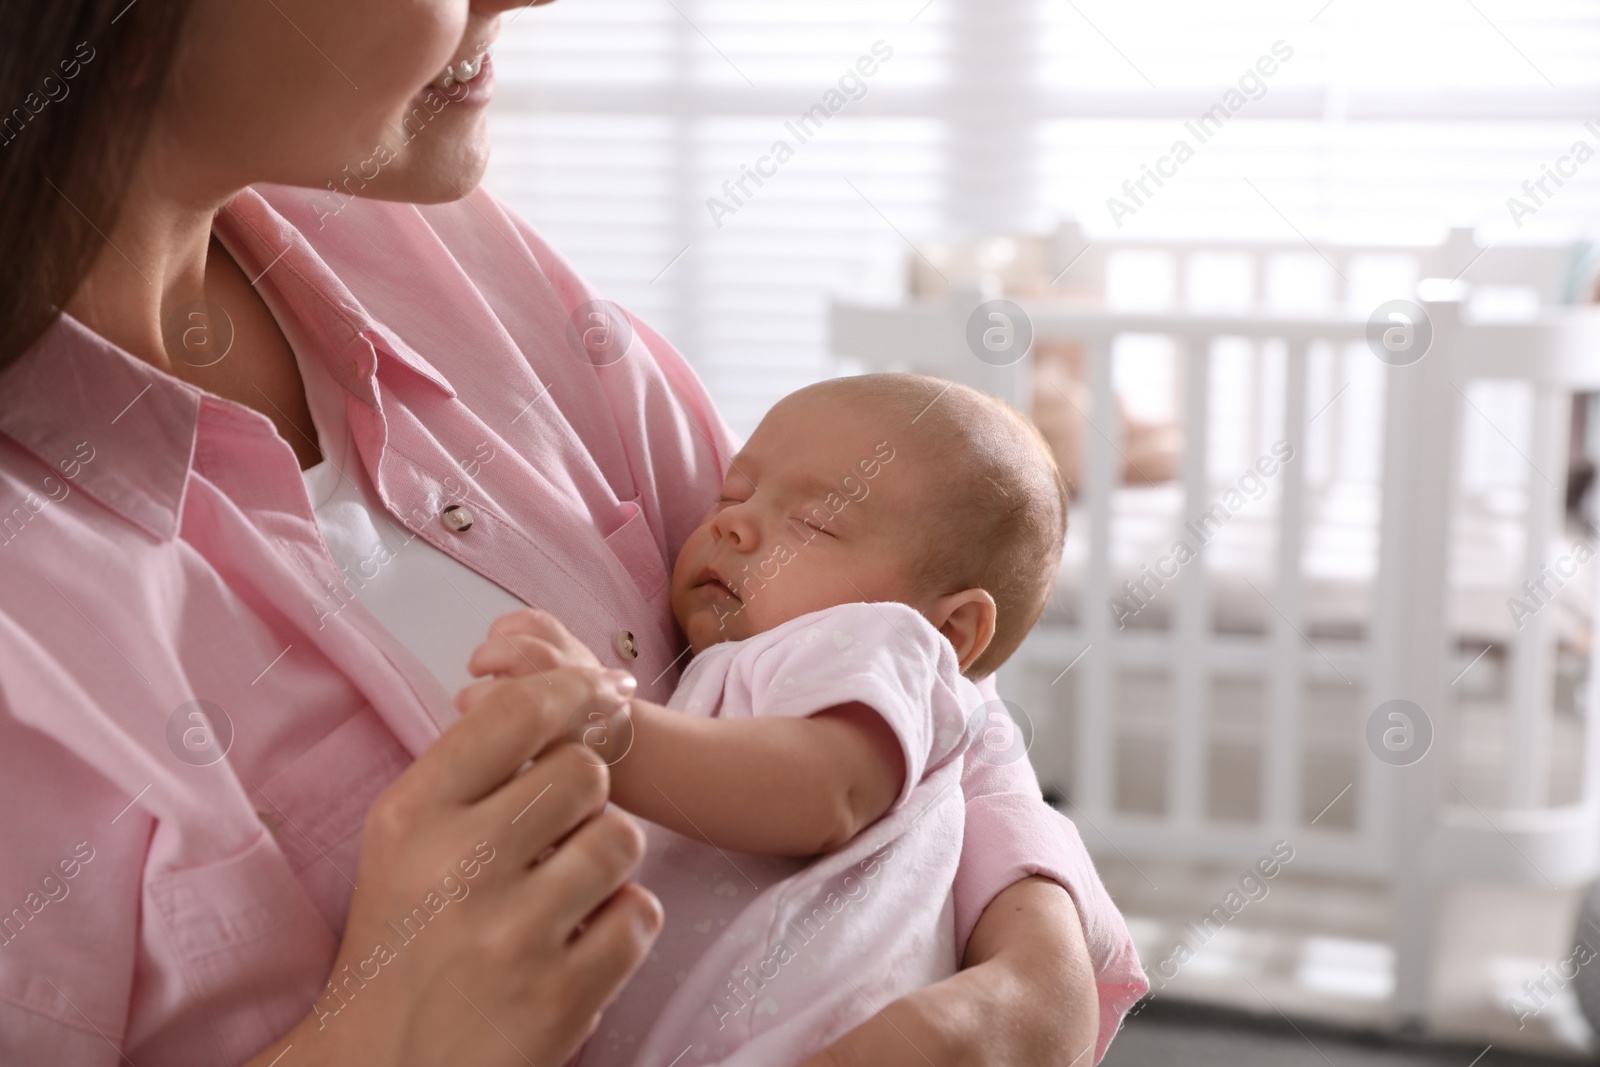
[214,186,457,403]
[0,186,456,543]
[0,312,201,541]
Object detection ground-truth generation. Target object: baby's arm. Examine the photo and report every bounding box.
[611,698,904,856]
[461,610,907,857]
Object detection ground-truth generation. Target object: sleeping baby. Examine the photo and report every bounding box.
[463,372,1068,1066]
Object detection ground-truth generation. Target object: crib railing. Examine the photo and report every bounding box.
[831,270,1600,1024]
[1042,220,1590,312]
[1033,310,1373,862]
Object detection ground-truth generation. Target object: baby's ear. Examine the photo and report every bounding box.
[928,589,997,672]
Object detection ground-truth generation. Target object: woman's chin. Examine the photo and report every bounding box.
[346,124,492,205]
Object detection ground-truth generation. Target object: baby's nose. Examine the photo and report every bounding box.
[711,509,756,548]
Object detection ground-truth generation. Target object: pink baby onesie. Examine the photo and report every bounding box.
[579,600,983,1067]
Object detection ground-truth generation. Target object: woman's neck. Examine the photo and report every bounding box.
[65,176,215,374]
[64,174,324,470]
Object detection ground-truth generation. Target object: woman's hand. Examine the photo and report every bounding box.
[798,876,1100,1067]
[246,664,660,1067]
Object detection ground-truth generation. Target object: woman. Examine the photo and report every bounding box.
[0,0,1145,1064]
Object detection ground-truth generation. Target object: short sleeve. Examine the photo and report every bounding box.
[733,602,973,813]
[953,674,1149,1064]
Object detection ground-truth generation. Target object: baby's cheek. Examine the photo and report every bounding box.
[689,605,738,651]
[769,555,834,607]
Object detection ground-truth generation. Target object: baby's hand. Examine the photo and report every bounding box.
[456,612,636,764]
[470,608,605,675]
[456,609,616,715]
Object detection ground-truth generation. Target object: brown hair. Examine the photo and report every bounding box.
[0,0,195,367]
[802,373,1069,677]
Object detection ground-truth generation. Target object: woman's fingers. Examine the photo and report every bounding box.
[486,743,611,866]
[309,633,656,1067]
[526,807,652,941]
[422,668,631,805]
[558,880,663,1019]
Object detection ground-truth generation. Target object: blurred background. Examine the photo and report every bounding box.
[482,1,1600,1062]
[483,0,1600,432]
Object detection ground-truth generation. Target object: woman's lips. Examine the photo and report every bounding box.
[415,53,495,107]
[434,49,487,90]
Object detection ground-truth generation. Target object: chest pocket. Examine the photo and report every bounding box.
[144,829,336,1065]
[140,705,408,1063]
[248,705,412,930]
[603,496,669,599]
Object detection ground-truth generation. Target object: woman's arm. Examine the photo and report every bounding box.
[800,876,1100,1067]
[796,749,1148,1066]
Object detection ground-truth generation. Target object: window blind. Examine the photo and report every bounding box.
[484,0,1600,435]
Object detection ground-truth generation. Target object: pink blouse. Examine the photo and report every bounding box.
[0,184,1146,1065]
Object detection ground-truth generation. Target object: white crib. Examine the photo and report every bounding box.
[830,223,1600,1025]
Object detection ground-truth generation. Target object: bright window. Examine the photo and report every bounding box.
[485,0,1600,433]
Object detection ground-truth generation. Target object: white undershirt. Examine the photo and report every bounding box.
[293,343,530,697]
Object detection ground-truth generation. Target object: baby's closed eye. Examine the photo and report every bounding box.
[795,515,836,537]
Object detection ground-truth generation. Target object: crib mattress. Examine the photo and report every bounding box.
[1045,482,1594,647]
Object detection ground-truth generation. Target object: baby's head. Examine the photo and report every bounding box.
[671,373,1067,677]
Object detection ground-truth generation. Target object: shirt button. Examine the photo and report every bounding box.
[441,504,474,532]
[614,630,639,660]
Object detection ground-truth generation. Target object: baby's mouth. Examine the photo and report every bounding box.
[701,567,742,603]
